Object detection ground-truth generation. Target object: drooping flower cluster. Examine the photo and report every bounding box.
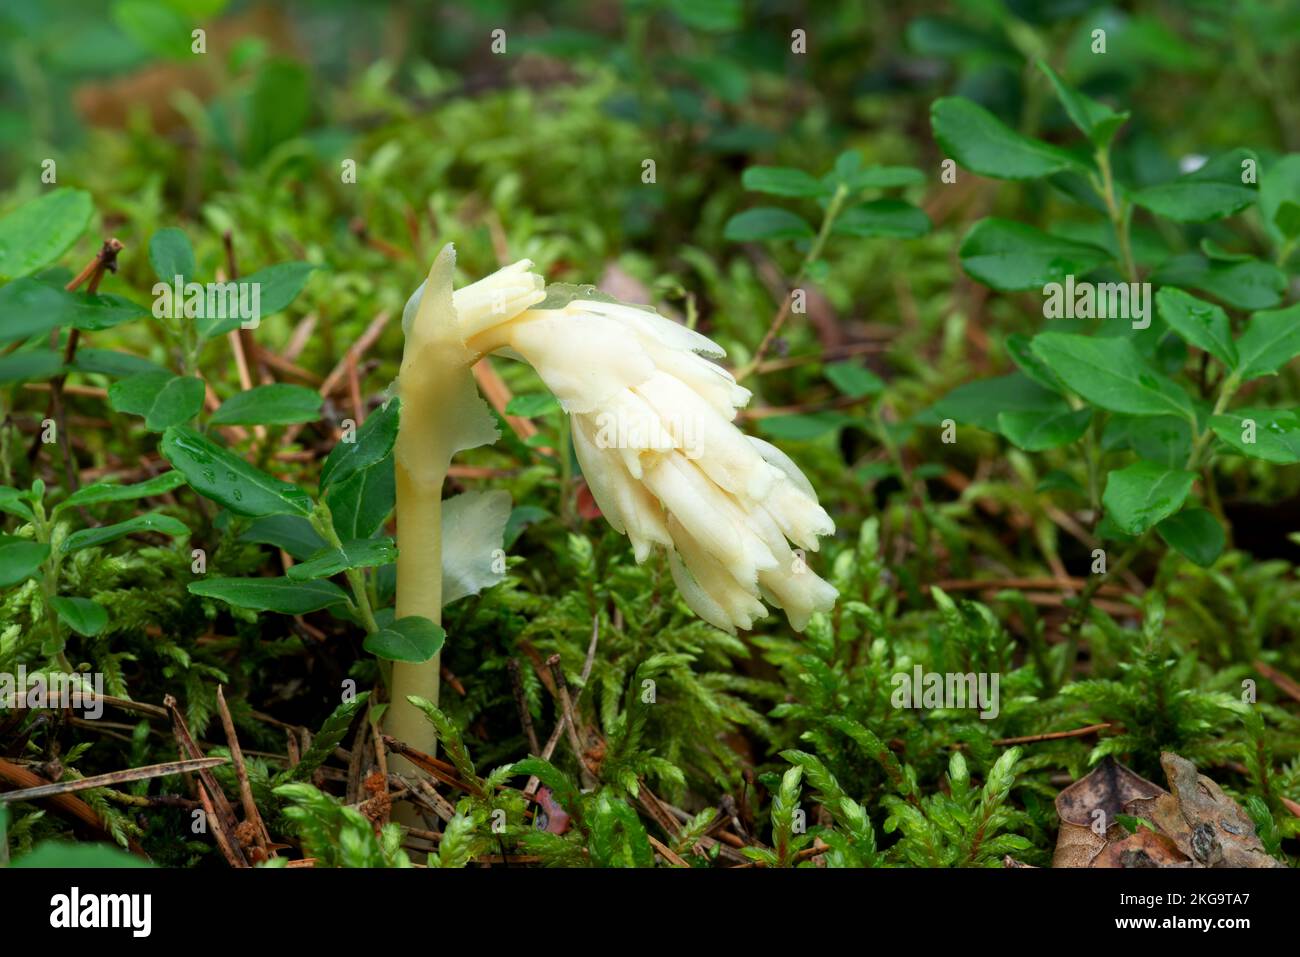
[408,253,837,633]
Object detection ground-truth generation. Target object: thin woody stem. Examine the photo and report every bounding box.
[738,183,849,381]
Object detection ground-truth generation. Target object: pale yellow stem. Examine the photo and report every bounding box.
[387,463,443,771]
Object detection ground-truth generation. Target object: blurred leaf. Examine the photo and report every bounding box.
[931,97,1084,180]
[742,165,826,198]
[0,189,93,281]
[723,207,814,241]
[833,200,930,238]
[148,227,197,283]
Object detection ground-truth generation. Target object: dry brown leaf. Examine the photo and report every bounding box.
[1129,752,1284,868]
[1052,756,1166,867]
[1053,752,1284,868]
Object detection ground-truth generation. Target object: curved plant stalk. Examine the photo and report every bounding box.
[387,246,543,768]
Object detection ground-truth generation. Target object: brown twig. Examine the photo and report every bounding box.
[1254,660,1300,704]
[991,723,1111,747]
[0,757,147,856]
[215,685,272,857]
[164,693,249,867]
[0,756,227,804]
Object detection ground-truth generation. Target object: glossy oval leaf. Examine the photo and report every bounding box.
[1156,509,1225,568]
[1102,460,1197,535]
[188,576,348,614]
[364,616,446,663]
[50,596,109,636]
[161,426,311,517]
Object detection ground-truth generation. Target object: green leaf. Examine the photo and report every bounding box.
[997,407,1092,450]
[1156,509,1225,567]
[245,59,311,162]
[836,165,926,190]
[1102,460,1196,535]
[832,200,930,238]
[320,398,399,488]
[1155,287,1237,367]
[1037,60,1129,147]
[1234,302,1300,380]
[0,189,94,280]
[326,453,395,541]
[0,279,70,344]
[0,350,63,383]
[11,841,151,868]
[931,97,1084,180]
[723,207,814,241]
[210,383,322,426]
[824,362,885,398]
[161,426,311,517]
[926,372,1066,432]
[1030,333,1195,418]
[1260,154,1300,246]
[1005,333,1064,392]
[148,227,197,283]
[1132,150,1259,223]
[0,538,49,587]
[65,293,150,332]
[741,166,827,198]
[188,576,348,614]
[61,512,189,554]
[0,487,35,522]
[1102,414,1193,468]
[197,262,317,337]
[237,514,326,561]
[959,218,1110,290]
[1274,202,1300,241]
[1151,254,1285,311]
[1210,408,1300,463]
[112,0,191,59]
[71,348,169,379]
[50,596,109,636]
[504,393,561,417]
[906,17,1014,59]
[56,470,187,514]
[108,372,205,430]
[364,616,446,663]
[755,412,853,440]
[287,537,396,581]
